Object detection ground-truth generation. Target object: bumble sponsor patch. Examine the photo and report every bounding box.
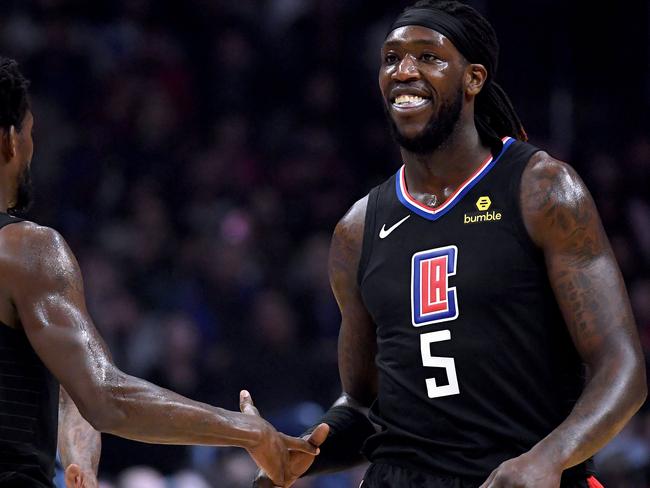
[464,196,502,224]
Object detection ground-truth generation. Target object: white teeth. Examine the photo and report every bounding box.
[393,94,428,107]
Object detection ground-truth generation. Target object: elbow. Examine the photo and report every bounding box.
[83,403,121,433]
[76,380,128,433]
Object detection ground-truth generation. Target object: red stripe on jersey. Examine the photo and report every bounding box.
[587,475,604,488]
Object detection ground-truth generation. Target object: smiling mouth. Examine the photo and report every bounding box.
[391,94,431,109]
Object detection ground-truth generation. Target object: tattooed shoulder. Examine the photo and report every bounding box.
[520,151,607,260]
[1,222,83,295]
[329,195,368,285]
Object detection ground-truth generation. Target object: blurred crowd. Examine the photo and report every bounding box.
[0,0,648,487]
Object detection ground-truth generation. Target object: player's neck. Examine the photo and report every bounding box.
[400,125,491,197]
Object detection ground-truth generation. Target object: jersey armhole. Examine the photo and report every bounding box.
[357,187,379,287]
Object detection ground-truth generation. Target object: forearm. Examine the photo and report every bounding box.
[530,354,646,469]
[85,373,262,448]
[58,388,101,473]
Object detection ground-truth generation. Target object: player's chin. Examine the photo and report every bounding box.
[393,122,431,143]
[389,111,432,137]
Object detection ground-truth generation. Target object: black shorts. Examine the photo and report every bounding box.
[360,463,604,488]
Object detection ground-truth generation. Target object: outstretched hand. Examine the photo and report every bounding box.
[240,390,327,487]
[64,464,98,488]
[251,418,330,487]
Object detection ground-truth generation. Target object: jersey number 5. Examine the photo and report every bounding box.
[411,246,460,399]
[420,330,459,398]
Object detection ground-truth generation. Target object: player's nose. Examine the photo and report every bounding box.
[393,54,421,82]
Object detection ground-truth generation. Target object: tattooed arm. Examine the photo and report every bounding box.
[480,153,647,488]
[58,387,100,488]
[332,195,378,410]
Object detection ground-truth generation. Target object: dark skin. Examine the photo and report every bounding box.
[0,111,327,488]
[257,25,647,487]
[58,387,100,488]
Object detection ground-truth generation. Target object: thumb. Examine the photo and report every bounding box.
[64,464,82,488]
[306,423,330,447]
[240,390,260,416]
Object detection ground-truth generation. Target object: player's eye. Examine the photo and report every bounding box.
[421,53,441,63]
[384,53,399,65]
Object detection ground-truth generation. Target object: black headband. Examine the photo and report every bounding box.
[386,7,495,80]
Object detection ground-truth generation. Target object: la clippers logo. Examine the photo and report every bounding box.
[411,245,459,327]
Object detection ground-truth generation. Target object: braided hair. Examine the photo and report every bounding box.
[0,58,30,132]
[400,0,527,147]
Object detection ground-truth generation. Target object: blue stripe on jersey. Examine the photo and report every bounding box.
[395,137,516,221]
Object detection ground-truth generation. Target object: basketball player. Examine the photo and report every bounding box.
[0,57,328,488]
[254,1,646,487]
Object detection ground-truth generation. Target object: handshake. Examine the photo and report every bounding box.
[240,390,330,488]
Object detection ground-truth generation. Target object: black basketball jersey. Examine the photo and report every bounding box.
[358,138,594,483]
[0,214,59,487]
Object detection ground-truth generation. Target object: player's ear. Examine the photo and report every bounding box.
[465,63,487,96]
[0,126,17,163]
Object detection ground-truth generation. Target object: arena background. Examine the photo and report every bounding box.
[0,0,648,487]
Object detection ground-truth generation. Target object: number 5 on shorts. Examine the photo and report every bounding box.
[420,330,460,398]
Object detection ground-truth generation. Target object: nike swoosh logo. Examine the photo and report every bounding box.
[379,215,410,239]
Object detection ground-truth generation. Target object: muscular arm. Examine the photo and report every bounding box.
[520,153,646,469]
[0,223,317,485]
[252,197,377,486]
[306,196,378,473]
[58,386,100,484]
[331,195,378,410]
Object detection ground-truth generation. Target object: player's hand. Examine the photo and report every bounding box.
[252,421,330,488]
[240,390,324,487]
[479,451,561,488]
[64,464,98,488]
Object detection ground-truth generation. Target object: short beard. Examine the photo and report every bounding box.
[385,86,464,155]
[8,165,33,215]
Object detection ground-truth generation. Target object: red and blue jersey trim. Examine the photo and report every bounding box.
[395,136,515,221]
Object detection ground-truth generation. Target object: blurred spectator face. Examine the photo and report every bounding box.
[164,313,200,360]
[171,470,212,488]
[117,466,165,488]
[135,85,177,150]
[220,450,258,486]
[252,290,297,347]
[292,234,330,294]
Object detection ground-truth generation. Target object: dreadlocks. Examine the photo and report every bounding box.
[0,57,30,132]
[389,0,527,150]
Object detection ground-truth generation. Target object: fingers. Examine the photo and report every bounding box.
[479,469,497,488]
[64,464,82,488]
[282,434,320,455]
[240,390,260,416]
[305,423,329,447]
